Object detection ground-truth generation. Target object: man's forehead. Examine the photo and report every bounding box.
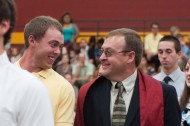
[104,36,125,44]
[158,41,175,49]
[159,41,174,46]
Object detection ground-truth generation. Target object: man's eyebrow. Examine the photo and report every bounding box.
[158,48,172,50]
[49,40,62,44]
[165,48,172,51]
[49,40,58,43]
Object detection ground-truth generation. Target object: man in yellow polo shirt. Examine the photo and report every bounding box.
[144,22,163,72]
[15,16,75,126]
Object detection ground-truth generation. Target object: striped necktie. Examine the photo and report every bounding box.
[112,82,126,126]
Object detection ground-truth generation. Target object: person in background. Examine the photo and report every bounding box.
[94,38,104,66]
[9,47,21,63]
[79,39,89,62]
[176,34,190,71]
[144,22,163,72]
[179,58,190,126]
[88,36,96,66]
[0,0,54,125]
[170,26,180,37]
[59,12,79,52]
[72,53,94,89]
[186,34,190,49]
[177,34,190,57]
[138,54,149,74]
[153,35,185,97]
[69,48,78,67]
[15,16,75,126]
[75,28,181,126]
[56,54,72,77]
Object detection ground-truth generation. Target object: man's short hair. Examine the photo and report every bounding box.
[159,35,181,53]
[106,28,143,67]
[0,0,16,45]
[24,16,63,49]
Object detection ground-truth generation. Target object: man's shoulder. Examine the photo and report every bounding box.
[5,63,46,90]
[80,76,109,92]
[49,68,67,80]
[175,69,185,81]
[48,68,73,88]
[178,69,185,76]
[160,81,177,97]
[8,63,35,79]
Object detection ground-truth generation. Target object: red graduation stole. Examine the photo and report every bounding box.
[75,70,164,126]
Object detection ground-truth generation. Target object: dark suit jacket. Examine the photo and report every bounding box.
[81,78,181,126]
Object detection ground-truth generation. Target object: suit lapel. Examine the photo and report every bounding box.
[92,77,112,125]
[125,78,139,126]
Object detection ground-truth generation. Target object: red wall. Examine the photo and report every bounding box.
[14,0,190,32]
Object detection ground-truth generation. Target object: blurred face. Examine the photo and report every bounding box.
[61,55,69,64]
[185,61,190,87]
[34,27,63,69]
[69,50,76,58]
[78,53,85,63]
[80,40,87,48]
[158,41,181,71]
[151,24,159,35]
[99,36,131,81]
[63,15,71,23]
[11,47,18,56]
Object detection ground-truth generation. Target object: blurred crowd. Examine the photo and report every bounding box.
[7,21,190,92]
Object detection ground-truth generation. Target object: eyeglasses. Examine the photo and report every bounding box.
[99,48,131,57]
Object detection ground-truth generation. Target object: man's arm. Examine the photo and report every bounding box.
[55,80,75,126]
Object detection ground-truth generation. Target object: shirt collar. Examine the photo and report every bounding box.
[160,67,181,82]
[16,59,51,79]
[33,69,52,79]
[111,69,137,91]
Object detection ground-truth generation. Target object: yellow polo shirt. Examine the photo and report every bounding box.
[144,33,163,55]
[15,62,75,126]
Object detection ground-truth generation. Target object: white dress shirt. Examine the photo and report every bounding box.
[0,51,54,126]
[153,67,185,97]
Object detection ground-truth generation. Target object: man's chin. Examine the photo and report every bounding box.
[42,64,52,69]
[99,71,109,77]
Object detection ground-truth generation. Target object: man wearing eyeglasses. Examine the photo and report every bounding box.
[75,28,181,126]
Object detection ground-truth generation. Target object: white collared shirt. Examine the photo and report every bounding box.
[110,69,137,117]
[0,51,54,126]
[153,67,185,97]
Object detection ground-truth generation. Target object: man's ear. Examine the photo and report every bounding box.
[28,35,36,47]
[0,20,10,36]
[126,51,136,63]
